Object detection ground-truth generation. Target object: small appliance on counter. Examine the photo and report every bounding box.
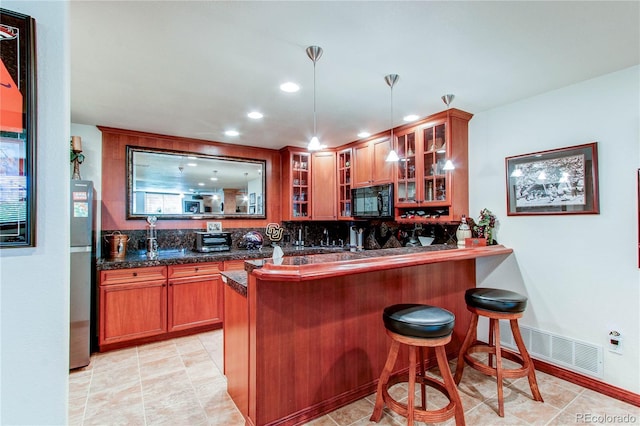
[194,231,232,252]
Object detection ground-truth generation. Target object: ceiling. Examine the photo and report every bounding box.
[70,1,639,151]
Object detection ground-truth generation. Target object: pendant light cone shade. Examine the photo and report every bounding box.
[442,94,455,108]
[306,46,323,151]
[443,160,455,171]
[385,74,400,162]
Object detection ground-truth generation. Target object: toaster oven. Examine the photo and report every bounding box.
[194,232,232,252]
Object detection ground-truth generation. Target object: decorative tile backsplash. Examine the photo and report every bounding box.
[101,221,462,256]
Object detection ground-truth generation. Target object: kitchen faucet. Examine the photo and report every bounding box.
[323,228,330,246]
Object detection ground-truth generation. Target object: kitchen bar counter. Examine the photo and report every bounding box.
[223,245,513,425]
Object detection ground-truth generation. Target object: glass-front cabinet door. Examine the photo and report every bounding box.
[337,148,352,219]
[291,152,310,219]
[395,130,418,206]
[423,122,448,204]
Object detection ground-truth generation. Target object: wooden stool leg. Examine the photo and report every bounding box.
[454,313,478,384]
[371,340,400,421]
[435,345,466,426]
[488,318,496,367]
[407,346,419,426]
[418,347,427,410]
[493,319,505,417]
[510,319,544,403]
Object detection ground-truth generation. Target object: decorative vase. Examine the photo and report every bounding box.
[456,215,472,248]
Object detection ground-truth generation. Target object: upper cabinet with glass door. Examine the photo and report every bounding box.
[393,109,473,223]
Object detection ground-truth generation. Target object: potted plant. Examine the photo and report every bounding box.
[473,208,497,245]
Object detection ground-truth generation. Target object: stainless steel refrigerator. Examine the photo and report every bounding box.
[70,180,94,369]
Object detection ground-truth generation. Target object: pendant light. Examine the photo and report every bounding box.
[306,46,323,151]
[440,93,455,171]
[385,74,400,162]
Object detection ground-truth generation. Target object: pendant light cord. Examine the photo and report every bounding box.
[313,59,317,136]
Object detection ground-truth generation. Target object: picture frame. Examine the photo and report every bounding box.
[249,192,256,204]
[257,194,263,215]
[249,205,256,215]
[505,142,599,216]
[0,9,37,248]
[206,221,222,232]
[183,200,201,214]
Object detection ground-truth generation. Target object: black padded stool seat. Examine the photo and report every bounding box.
[383,304,455,339]
[455,288,543,417]
[371,304,465,426]
[465,288,527,313]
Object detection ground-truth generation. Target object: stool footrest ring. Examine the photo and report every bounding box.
[382,372,458,423]
[463,344,530,379]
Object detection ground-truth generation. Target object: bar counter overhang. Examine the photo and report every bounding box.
[223,245,514,426]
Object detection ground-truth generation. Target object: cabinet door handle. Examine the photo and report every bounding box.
[132,272,138,277]
[195,267,199,272]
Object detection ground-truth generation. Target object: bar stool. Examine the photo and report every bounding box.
[454,288,543,417]
[370,304,465,426]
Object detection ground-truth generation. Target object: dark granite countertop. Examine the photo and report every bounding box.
[97,245,345,270]
[220,270,248,297]
[226,244,458,297]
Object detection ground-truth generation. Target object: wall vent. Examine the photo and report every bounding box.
[499,323,603,378]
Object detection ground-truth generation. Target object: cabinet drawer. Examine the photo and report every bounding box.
[224,260,246,271]
[168,262,221,279]
[100,266,167,286]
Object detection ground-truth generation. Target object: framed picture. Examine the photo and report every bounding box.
[206,221,222,232]
[505,142,599,216]
[249,205,256,214]
[0,9,37,248]
[183,200,201,214]
[249,192,256,204]
[257,194,263,214]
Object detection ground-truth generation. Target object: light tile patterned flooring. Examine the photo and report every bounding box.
[69,330,640,425]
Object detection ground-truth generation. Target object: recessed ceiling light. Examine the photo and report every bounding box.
[187,156,197,160]
[403,114,419,122]
[210,177,218,181]
[357,132,371,138]
[225,130,240,136]
[280,82,300,93]
[187,162,197,167]
[247,111,263,119]
[198,182,205,186]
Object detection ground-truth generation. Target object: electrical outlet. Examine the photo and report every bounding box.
[608,330,623,354]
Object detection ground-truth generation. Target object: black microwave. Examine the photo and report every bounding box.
[351,184,394,218]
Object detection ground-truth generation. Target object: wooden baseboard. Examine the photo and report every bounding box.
[98,323,222,352]
[532,357,640,407]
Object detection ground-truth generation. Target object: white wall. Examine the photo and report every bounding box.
[0,1,70,424]
[470,66,640,393]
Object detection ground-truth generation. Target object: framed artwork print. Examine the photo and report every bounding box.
[505,142,599,216]
[206,221,222,232]
[0,9,37,248]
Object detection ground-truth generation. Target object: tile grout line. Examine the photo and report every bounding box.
[80,368,93,426]
[542,387,584,426]
[135,346,149,426]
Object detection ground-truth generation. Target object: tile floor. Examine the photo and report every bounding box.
[69,330,639,425]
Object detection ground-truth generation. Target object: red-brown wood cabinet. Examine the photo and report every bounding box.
[99,262,226,350]
[352,136,394,188]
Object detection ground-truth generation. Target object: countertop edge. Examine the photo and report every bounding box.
[251,245,513,282]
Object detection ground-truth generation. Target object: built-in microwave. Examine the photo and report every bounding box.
[351,183,394,219]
